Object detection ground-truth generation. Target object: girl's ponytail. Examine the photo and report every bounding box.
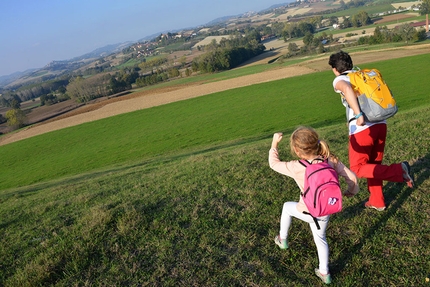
[319,139,339,164]
[318,140,330,159]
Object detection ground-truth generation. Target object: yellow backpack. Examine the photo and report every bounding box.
[346,68,398,122]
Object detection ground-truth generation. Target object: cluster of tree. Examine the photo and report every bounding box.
[0,79,71,109]
[81,65,108,76]
[339,0,367,10]
[40,94,60,106]
[66,75,105,102]
[0,94,22,109]
[133,57,180,87]
[138,57,169,72]
[66,75,111,102]
[66,69,139,102]
[282,20,317,39]
[4,109,26,130]
[192,30,266,73]
[111,69,139,93]
[340,11,372,28]
[358,24,428,44]
[39,92,71,106]
[6,79,69,102]
[194,45,265,73]
[135,70,169,87]
[135,67,184,87]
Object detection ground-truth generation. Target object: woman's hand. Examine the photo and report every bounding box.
[356,114,365,126]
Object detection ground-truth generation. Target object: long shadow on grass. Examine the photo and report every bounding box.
[330,155,430,280]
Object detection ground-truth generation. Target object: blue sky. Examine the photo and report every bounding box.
[0,0,286,77]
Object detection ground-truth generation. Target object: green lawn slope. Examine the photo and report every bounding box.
[0,53,429,286]
[1,53,429,190]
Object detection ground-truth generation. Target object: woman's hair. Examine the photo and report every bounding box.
[328,50,353,73]
[290,126,338,163]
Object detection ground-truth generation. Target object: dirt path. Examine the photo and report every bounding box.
[1,44,429,146]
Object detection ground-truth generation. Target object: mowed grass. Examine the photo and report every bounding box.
[0,53,429,286]
[1,53,430,190]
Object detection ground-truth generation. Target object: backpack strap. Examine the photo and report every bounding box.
[299,158,325,166]
[299,160,308,168]
[303,211,321,230]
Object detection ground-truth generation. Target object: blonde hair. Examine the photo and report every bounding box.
[290,126,338,163]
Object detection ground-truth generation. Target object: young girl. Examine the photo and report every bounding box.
[269,126,359,284]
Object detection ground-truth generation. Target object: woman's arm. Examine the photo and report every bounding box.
[335,80,365,126]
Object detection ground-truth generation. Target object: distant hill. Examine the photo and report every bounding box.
[70,42,135,61]
[0,42,134,89]
[0,70,37,88]
[206,14,243,26]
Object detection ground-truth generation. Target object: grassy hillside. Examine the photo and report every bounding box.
[1,53,429,190]
[0,53,429,286]
[0,107,429,286]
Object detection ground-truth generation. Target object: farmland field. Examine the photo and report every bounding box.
[1,43,429,147]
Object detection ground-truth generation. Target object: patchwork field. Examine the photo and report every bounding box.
[1,43,429,147]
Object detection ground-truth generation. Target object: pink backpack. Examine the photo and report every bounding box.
[299,158,342,229]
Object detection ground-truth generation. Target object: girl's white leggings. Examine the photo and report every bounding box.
[279,201,330,274]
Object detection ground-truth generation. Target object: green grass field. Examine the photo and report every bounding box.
[1,53,429,190]
[0,53,429,286]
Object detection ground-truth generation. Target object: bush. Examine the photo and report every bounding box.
[5,108,27,130]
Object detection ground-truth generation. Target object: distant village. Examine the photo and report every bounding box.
[126,0,427,59]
